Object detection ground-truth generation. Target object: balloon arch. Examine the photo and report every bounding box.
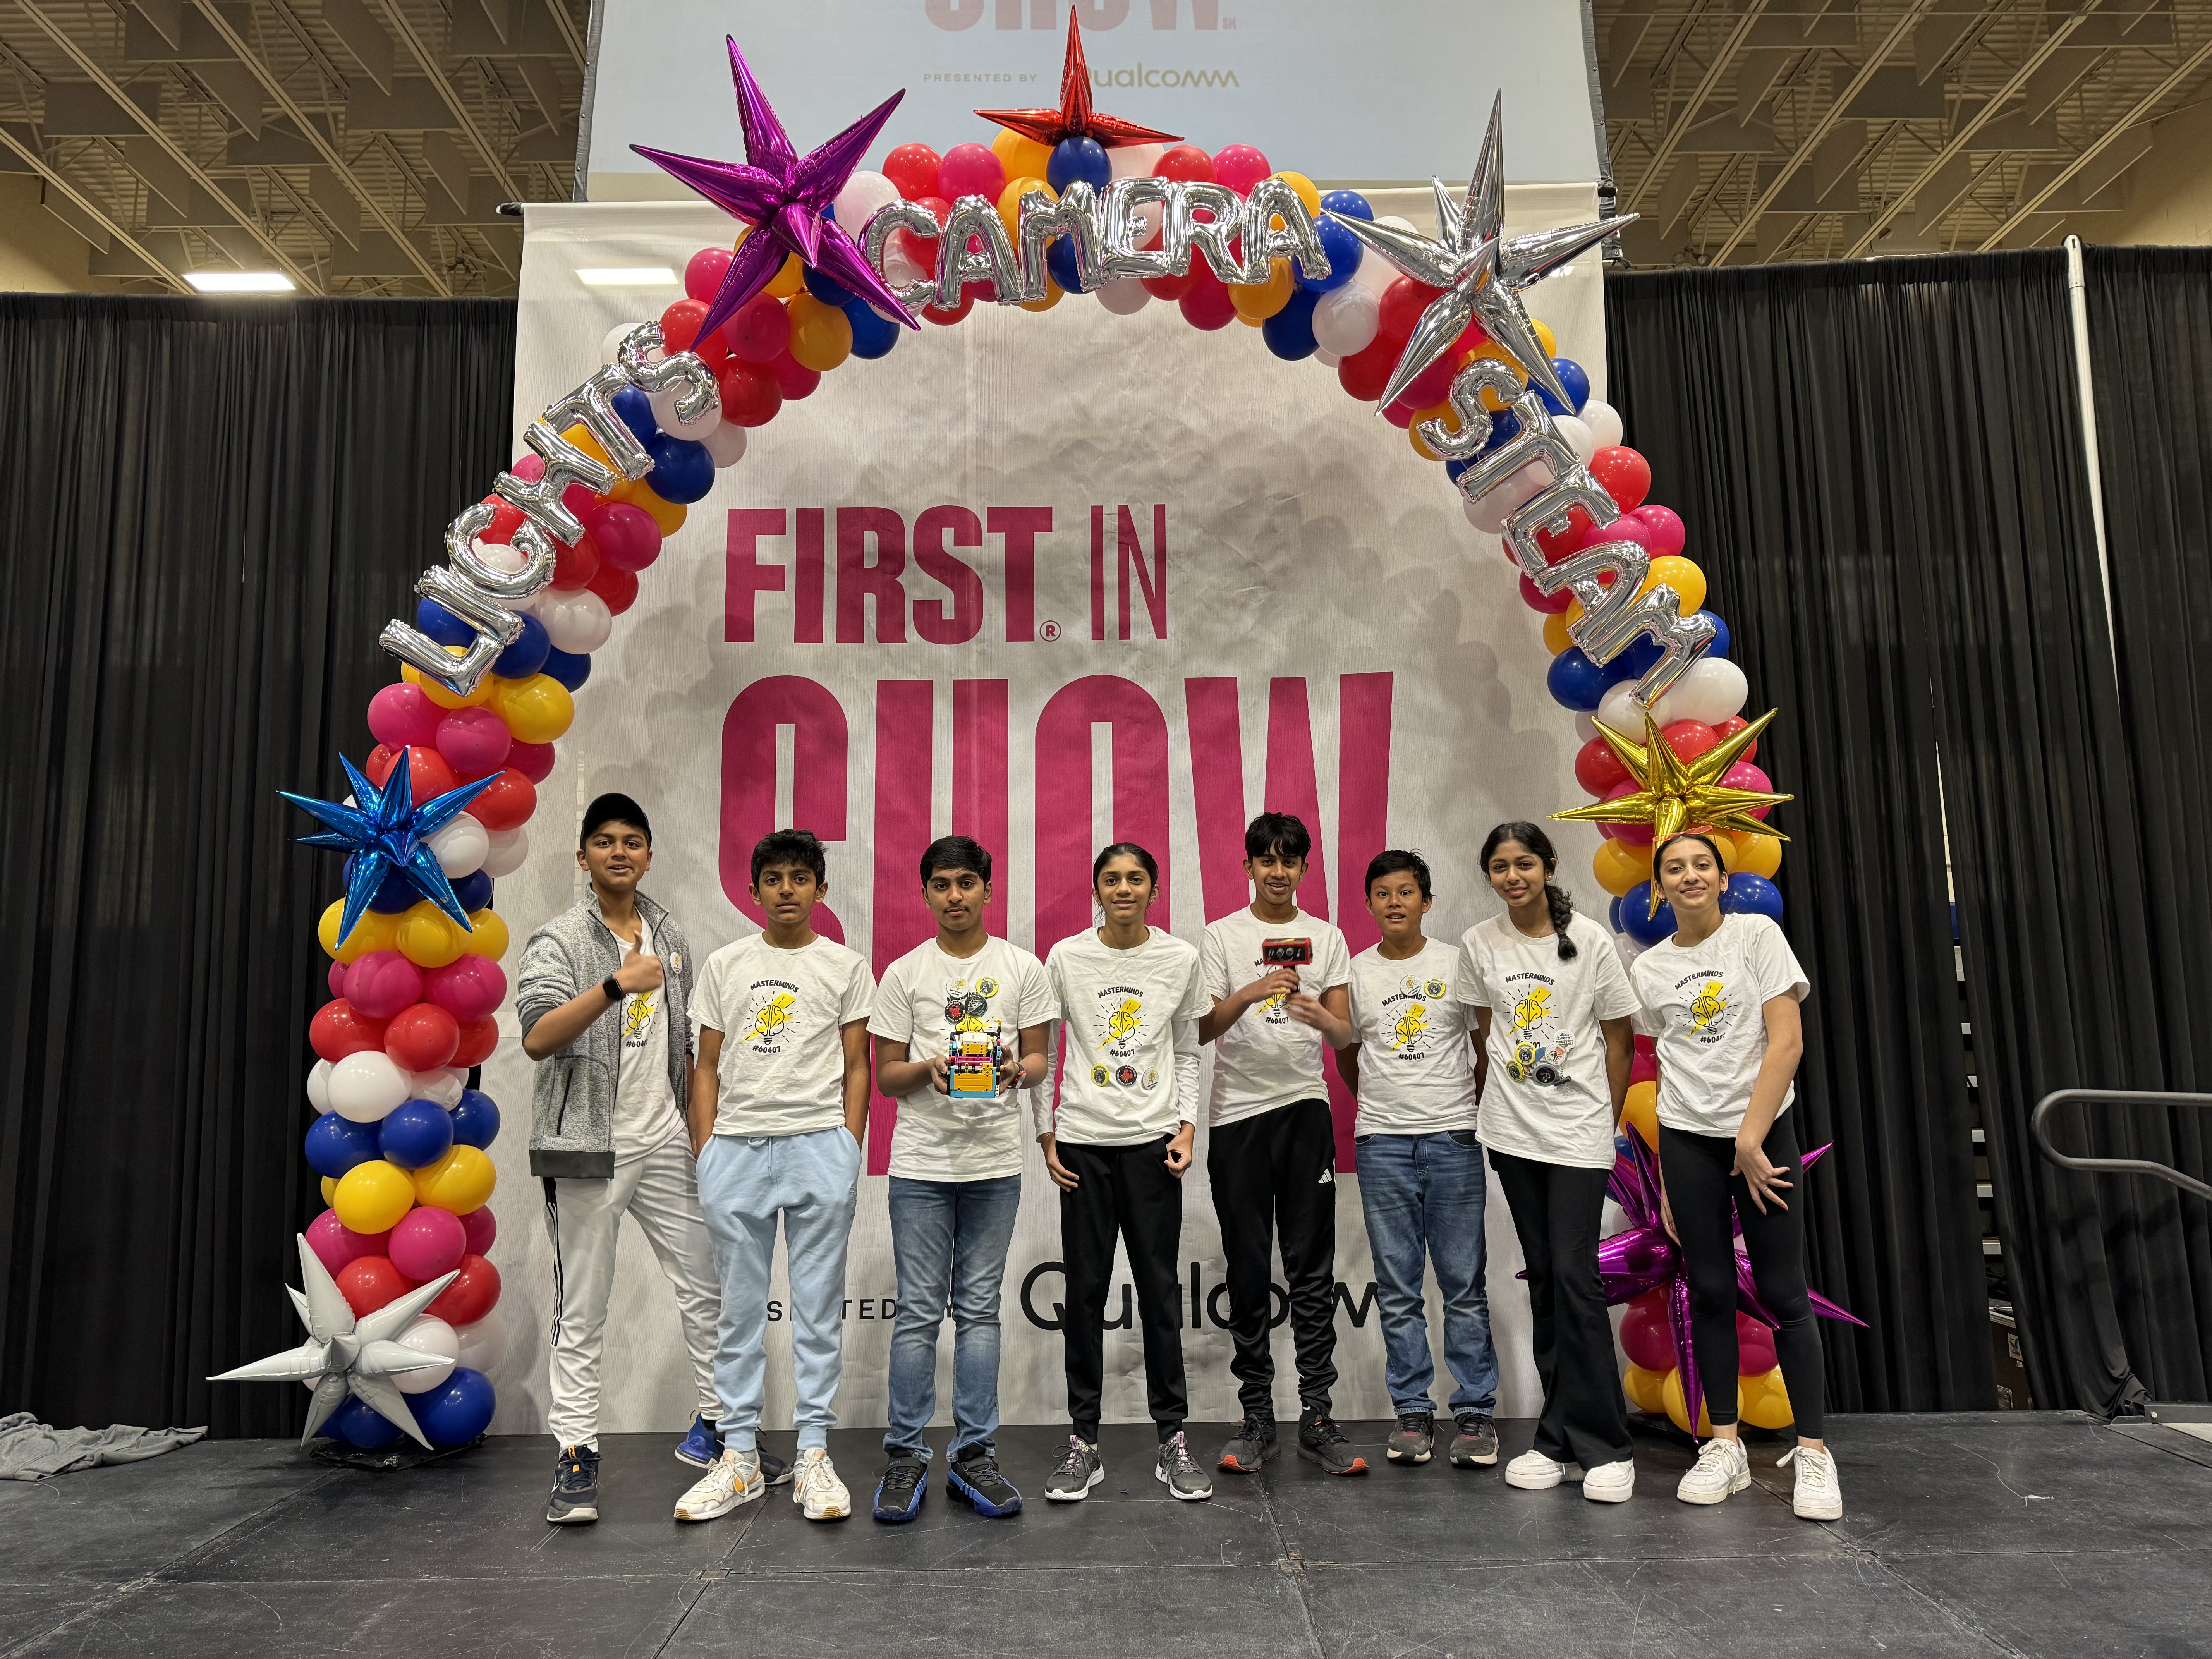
[216,18,1851,1453]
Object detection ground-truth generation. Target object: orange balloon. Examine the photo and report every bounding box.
[401,652,495,711]
[1639,555,1707,615]
[991,128,1053,186]
[1621,1079,1659,1149]
[736,230,805,299]
[1020,279,1063,314]
[558,421,612,471]
[998,175,1053,235]
[1543,608,1575,656]
[1409,400,1460,460]
[1229,258,1294,321]
[1268,170,1322,217]
[785,292,852,372]
[1463,341,1527,410]
[1594,835,1652,897]
[1731,832,1783,879]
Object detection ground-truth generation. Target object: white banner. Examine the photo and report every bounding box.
[480,196,1615,1437]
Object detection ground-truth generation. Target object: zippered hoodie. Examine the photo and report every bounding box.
[516,891,697,1179]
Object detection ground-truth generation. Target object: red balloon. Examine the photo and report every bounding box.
[1536,510,1596,564]
[1619,1297,1676,1374]
[344,950,425,1020]
[1377,277,1441,344]
[1400,348,1460,411]
[1629,1049,1659,1086]
[586,563,639,616]
[475,496,526,545]
[385,1002,461,1072]
[427,1254,501,1326]
[1663,719,1721,763]
[923,280,986,324]
[882,141,942,201]
[1575,736,1632,797]
[549,529,601,592]
[888,196,950,277]
[461,1204,497,1257]
[367,683,442,751]
[1210,143,1270,194]
[659,297,708,354]
[506,740,557,785]
[423,955,506,1023]
[1606,779,1652,845]
[1178,264,1237,330]
[311,998,388,1063]
[768,350,821,400]
[467,768,536,832]
[1631,502,1686,557]
[1381,393,1422,430]
[725,294,791,364]
[591,503,662,572]
[1713,714,1756,765]
[435,707,511,779]
[684,246,732,304]
[716,359,783,428]
[336,1255,416,1318]
[936,141,1004,201]
[451,1015,500,1069]
[1522,571,1575,614]
[1634,1034,1657,1057]
[1140,260,1201,302]
[1590,445,1653,512]
[1736,1313,1778,1377]
[1338,334,1399,402]
[1153,144,1216,184]
[366,744,459,803]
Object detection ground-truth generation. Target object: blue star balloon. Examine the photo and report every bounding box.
[282,754,496,944]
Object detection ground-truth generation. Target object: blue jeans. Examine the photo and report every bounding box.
[884,1174,1023,1461]
[1356,1130,1498,1416]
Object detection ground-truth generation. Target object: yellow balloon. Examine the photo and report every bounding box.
[785,292,852,372]
[1269,170,1322,217]
[1594,835,1652,898]
[1621,1079,1659,1149]
[1020,279,1063,314]
[465,908,510,962]
[1542,609,1575,656]
[1640,555,1707,616]
[1661,1366,1735,1437]
[1533,318,1558,360]
[395,903,463,970]
[1236,309,1264,328]
[401,652,495,711]
[559,421,612,471]
[491,673,574,745]
[991,128,1053,186]
[321,902,398,964]
[1229,258,1293,321]
[998,175,1053,234]
[1741,1366,1796,1431]
[610,476,687,537]
[414,1144,498,1215]
[737,230,806,298]
[1409,400,1460,461]
[1621,1362,1669,1414]
[1465,341,1527,410]
[1731,831,1782,879]
[320,1175,338,1207]
[334,1159,417,1234]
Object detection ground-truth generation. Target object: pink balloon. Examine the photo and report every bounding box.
[435,707,514,778]
[592,503,663,573]
[388,1204,468,1282]
[1631,503,1686,558]
[509,453,544,483]
[424,955,507,1023]
[328,960,349,998]
[684,245,733,304]
[462,1204,497,1257]
[307,1208,389,1278]
[1606,779,1653,845]
[1630,1050,1659,1086]
[368,683,443,751]
[1618,1298,1675,1373]
[1736,1312,1778,1377]
[1594,515,1656,555]
[344,950,425,1020]
[936,142,1004,201]
[1211,143,1271,194]
[507,740,557,785]
[1721,761,1774,819]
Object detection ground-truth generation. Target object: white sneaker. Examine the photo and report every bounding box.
[792,1446,852,1522]
[1581,1458,1636,1503]
[1503,1449,1582,1490]
[1779,1444,1843,1520]
[674,1449,764,1522]
[1675,1436,1751,1504]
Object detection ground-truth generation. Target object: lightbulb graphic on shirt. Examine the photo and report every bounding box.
[1389,1003,1430,1052]
[1510,985,1554,1034]
[1690,981,1729,1033]
[747,992,797,1043]
[622,994,656,1042]
[1106,997,1143,1044]
[1503,975,1571,1087]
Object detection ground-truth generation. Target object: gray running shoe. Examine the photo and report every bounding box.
[1155,1430,1213,1501]
[1218,1413,1279,1473]
[1045,1436,1103,1502]
[1450,1412,1499,1468]
[1387,1411,1436,1464]
[1297,1410,1369,1476]
[546,1444,600,1523]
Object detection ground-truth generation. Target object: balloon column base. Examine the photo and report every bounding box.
[311,1433,485,1473]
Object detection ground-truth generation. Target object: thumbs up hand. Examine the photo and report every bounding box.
[616,940,664,994]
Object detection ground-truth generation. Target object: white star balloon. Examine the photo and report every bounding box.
[211,1234,460,1448]
[1326,93,1636,413]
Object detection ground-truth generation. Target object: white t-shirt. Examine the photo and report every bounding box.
[1462,910,1641,1169]
[1345,938,1478,1138]
[1200,907,1352,1126]
[868,934,1056,1182]
[610,916,682,1162]
[1630,912,1810,1138]
[690,934,875,1138]
[1044,927,1207,1147]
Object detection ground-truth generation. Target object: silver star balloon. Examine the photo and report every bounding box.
[211,1234,459,1448]
[1327,93,1635,413]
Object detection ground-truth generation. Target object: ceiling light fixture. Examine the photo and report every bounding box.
[185,271,295,293]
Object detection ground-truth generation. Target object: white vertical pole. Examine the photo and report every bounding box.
[2064,234,2119,675]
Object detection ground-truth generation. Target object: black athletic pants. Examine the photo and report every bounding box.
[1059,1137,1188,1444]
[1489,1151,1635,1469]
[1208,1098,1338,1420]
[1657,1111,1826,1438]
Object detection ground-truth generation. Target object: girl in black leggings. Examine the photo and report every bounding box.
[1630,831,1838,1521]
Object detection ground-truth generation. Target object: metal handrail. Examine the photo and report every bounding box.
[2030,1089,2212,1203]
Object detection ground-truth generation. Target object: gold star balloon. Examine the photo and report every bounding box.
[1554,710,1794,915]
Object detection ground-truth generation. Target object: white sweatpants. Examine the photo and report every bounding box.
[542,1134,721,1449]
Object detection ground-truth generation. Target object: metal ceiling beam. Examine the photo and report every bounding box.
[12,0,319,290]
[371,0,520,201]
[0,122,191,290]
[1976,29,2212,248]
[1710,0,1942,265]
[1625,0,1773,212]
[543,0,586,72]
[1841,0,2112,258]
[186,0,450,293]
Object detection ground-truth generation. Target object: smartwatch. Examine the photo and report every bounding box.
[603,975,623,1004]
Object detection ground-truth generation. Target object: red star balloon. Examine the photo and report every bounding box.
[975,11,1181,150]
[632,38,917,338]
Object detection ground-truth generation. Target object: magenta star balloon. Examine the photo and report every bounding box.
[632,39,918,338]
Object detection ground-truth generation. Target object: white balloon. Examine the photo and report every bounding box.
[648,384,720,441]
[541,589,613,654]
[1352,246,1398,298]
[1097,277,1151,316]
[1574,713,1600,745]
[393,1315,460,1394]
[701,421,747,468]
[1595,680,1648,738]
[427,814,489,878]
[329,1051,409,1123]
[1312,281,1379,356]
[481,826,530,879]
[1657,656,1749,727]
[1580,397,1625,452]
[1554,414,1597,464]
[1314,347,1340,369]
[832,170,899,236]
[306,1059,333,1115]
[1463,461,1551,535]
[410,1068,465,1108]
[1109,142,1167,179]
[883,244,929,290]
[599,321,637,365]
[455,1308,509,1376]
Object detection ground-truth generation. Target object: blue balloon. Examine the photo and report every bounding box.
[451,1088,501,1149]
[414,598,475,648]
[843,296,899,360]
[1298,216,1360,293]
[803,262,855,307]
[1547,646,1611,712]
[1319,188,1373,222]
[646,433,714,505]
[1620,882,1678,946]
[541,646,591,691]
[325,1394,402,1450]
[380,1098,456,1170]
[493,611,551,680]
[348,856,420,914]
[1610,635,1663,683]
[1044,237,1084,297]
[1482,410,1522,452]
[1535,357,1590,416]
[1608,895,1625,934]
[1262,288,1319,360]
[416,1366,497,1446]
[1046,136,1112,194]
[305,1112,382,1180]
[611,384,658,450]
[1696,610,1731,659]
[1721,872,1784,924]
[1446,455,1472,485]
[451,867,493,913]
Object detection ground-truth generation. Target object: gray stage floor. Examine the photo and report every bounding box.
[3,1413,2209,1657]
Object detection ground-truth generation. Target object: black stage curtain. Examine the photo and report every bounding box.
[0,296,515,1435]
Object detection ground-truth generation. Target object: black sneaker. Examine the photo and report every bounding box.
[1297,1410,1368,1476]
[546,1444,600,1523]
[1450,1412,1499,1467]
[1219,1413,1280,1473]
[873,1454,927,1523]
[1387,1411,1436,1464]
[947,1442,1023,1517]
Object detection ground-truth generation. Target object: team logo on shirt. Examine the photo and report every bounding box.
[1091,1063,1111,1086]
[742,981,802,1051]
[1502,974,1572,1087]
[977,976,1000,998]
[1114,1065,1139,1087]
[1690,981,1729,1033]
[1105,996,1143,1044]
[621,993,657,1044]
[1389,1003,1429,1051]
[1424,976,1445,999]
